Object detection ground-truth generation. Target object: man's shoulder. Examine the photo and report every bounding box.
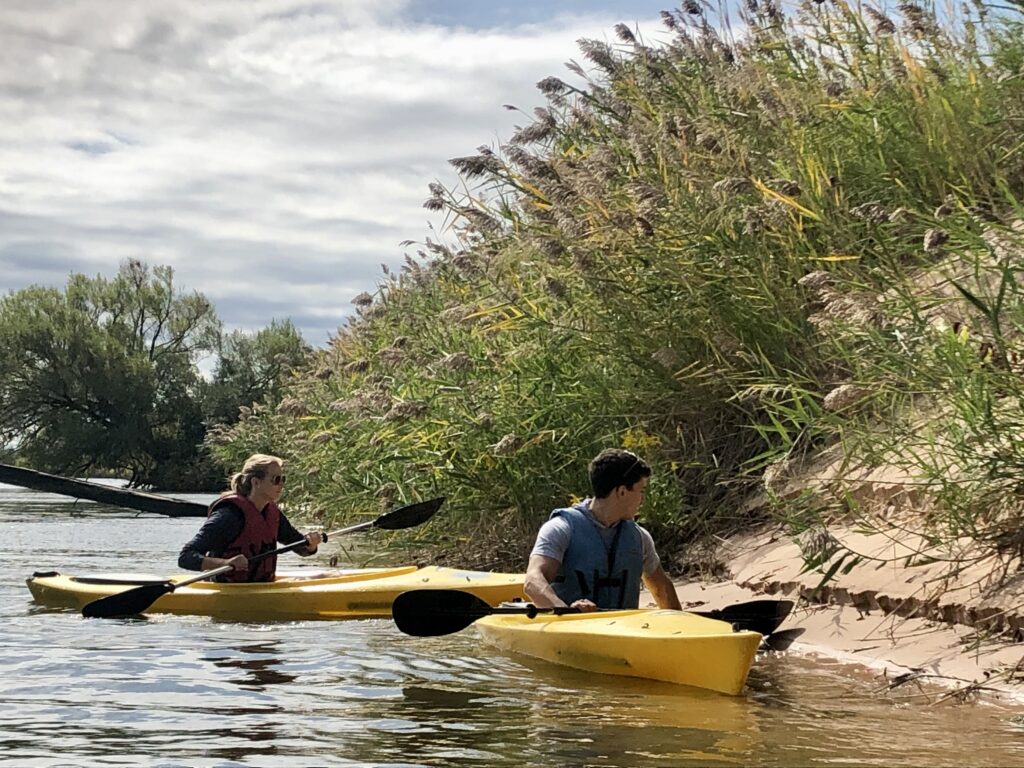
[532,515,572,555]
[538,515,572,534]
[633,520,653,535]
[549,503,584,515]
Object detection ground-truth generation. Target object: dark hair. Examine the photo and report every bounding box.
[589,448,651,498]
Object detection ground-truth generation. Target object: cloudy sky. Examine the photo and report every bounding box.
[0,0,672,345]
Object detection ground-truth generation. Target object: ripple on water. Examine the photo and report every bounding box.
[4,500,1024,767]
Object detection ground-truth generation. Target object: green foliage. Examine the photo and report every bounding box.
[0,260,221,486]
[204,319,311,427]
[0,260,312,490]
[212,3,1024,572]
[0,262,223,483]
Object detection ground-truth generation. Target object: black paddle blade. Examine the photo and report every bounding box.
[375,497,445,531]
[694,599,794,637]
[82,582,174,619]
[392,588,492,637]
[761,627,805,652]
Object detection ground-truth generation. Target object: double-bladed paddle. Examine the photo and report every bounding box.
[691,599,794,638]
[82,496,445,619]
[391,589,794,639]
[760,626,805,652]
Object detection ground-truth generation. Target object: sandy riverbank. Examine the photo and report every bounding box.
[643,522,1024,704]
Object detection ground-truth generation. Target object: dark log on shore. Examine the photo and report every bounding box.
[0,463,208,517]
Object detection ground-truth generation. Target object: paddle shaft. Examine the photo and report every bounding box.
[88,535,315,600]
[174,523,356,589]
[391,589,792,639]
[145,497,447,591]
[82,496,445,618]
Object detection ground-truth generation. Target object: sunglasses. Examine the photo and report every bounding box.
[263,474,285,486]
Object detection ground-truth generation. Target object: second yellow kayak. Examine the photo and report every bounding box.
[27,566,526,620]
[475,609,762,695]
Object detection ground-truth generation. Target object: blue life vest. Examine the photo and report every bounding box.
[550,502,644,609]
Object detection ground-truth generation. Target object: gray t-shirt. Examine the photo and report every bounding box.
[530,504,662,576]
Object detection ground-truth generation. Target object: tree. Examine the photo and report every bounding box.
[0,260,221,486]
[203,319,311,426]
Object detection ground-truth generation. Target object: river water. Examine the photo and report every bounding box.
[3,484,1023,767]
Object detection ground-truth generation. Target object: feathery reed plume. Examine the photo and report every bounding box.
[377,346,405,366]
[384,401,428,421]
[437,352,472,372]
[934,197,956,218]
[923,228,949,252]
[823,384,869,412]
[424,238,452,258]
[490,433,521,457]
[614,23,637,44]
[537,76,569,98]
[768,178,801,197]
[652,347,680,369]
[449,150,504,179]
[898,3,937,38]
[541,275,567,298]
[423,182,447,211]
[452,252,482,277]
[512,108,559,145]
[713,177,753,195]
[276,397,310,417]
[865,7,897,35]
[850,202,890,224]
[343,359,370,374]
[578,39,618,74]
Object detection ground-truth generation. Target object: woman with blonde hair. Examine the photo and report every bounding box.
[178,453,323,582]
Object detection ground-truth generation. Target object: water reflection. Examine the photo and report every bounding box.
[354,682,531,765]
[509,664,764,767]
[401,685,488,709]
[5,492,1024,768]
[205,641,298,690]
[348,654,771,768]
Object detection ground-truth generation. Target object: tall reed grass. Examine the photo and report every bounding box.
[210,1,1024,575]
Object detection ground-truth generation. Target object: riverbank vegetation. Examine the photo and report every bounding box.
[211,1,1024,575]
[0,260,309,488]
[7,2,1021,583]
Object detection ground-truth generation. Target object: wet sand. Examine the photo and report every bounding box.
[645,523,1024,703]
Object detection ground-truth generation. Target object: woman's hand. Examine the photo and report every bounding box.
[569,598,599,613]
[225,554,248,572]
[304,531,323,552]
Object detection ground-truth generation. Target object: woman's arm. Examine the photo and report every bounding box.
[277,514,320,556]
[177,507,244,571]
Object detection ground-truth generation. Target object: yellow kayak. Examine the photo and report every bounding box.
[475,609,762,695]
[27,566,526,621]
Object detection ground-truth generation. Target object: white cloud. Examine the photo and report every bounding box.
[0,0,663,344]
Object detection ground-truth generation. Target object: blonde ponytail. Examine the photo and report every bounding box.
[226,453,285,498]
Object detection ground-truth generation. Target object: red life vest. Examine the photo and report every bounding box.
[208,494,281,583]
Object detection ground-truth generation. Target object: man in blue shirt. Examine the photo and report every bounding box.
[524,448,681,611]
